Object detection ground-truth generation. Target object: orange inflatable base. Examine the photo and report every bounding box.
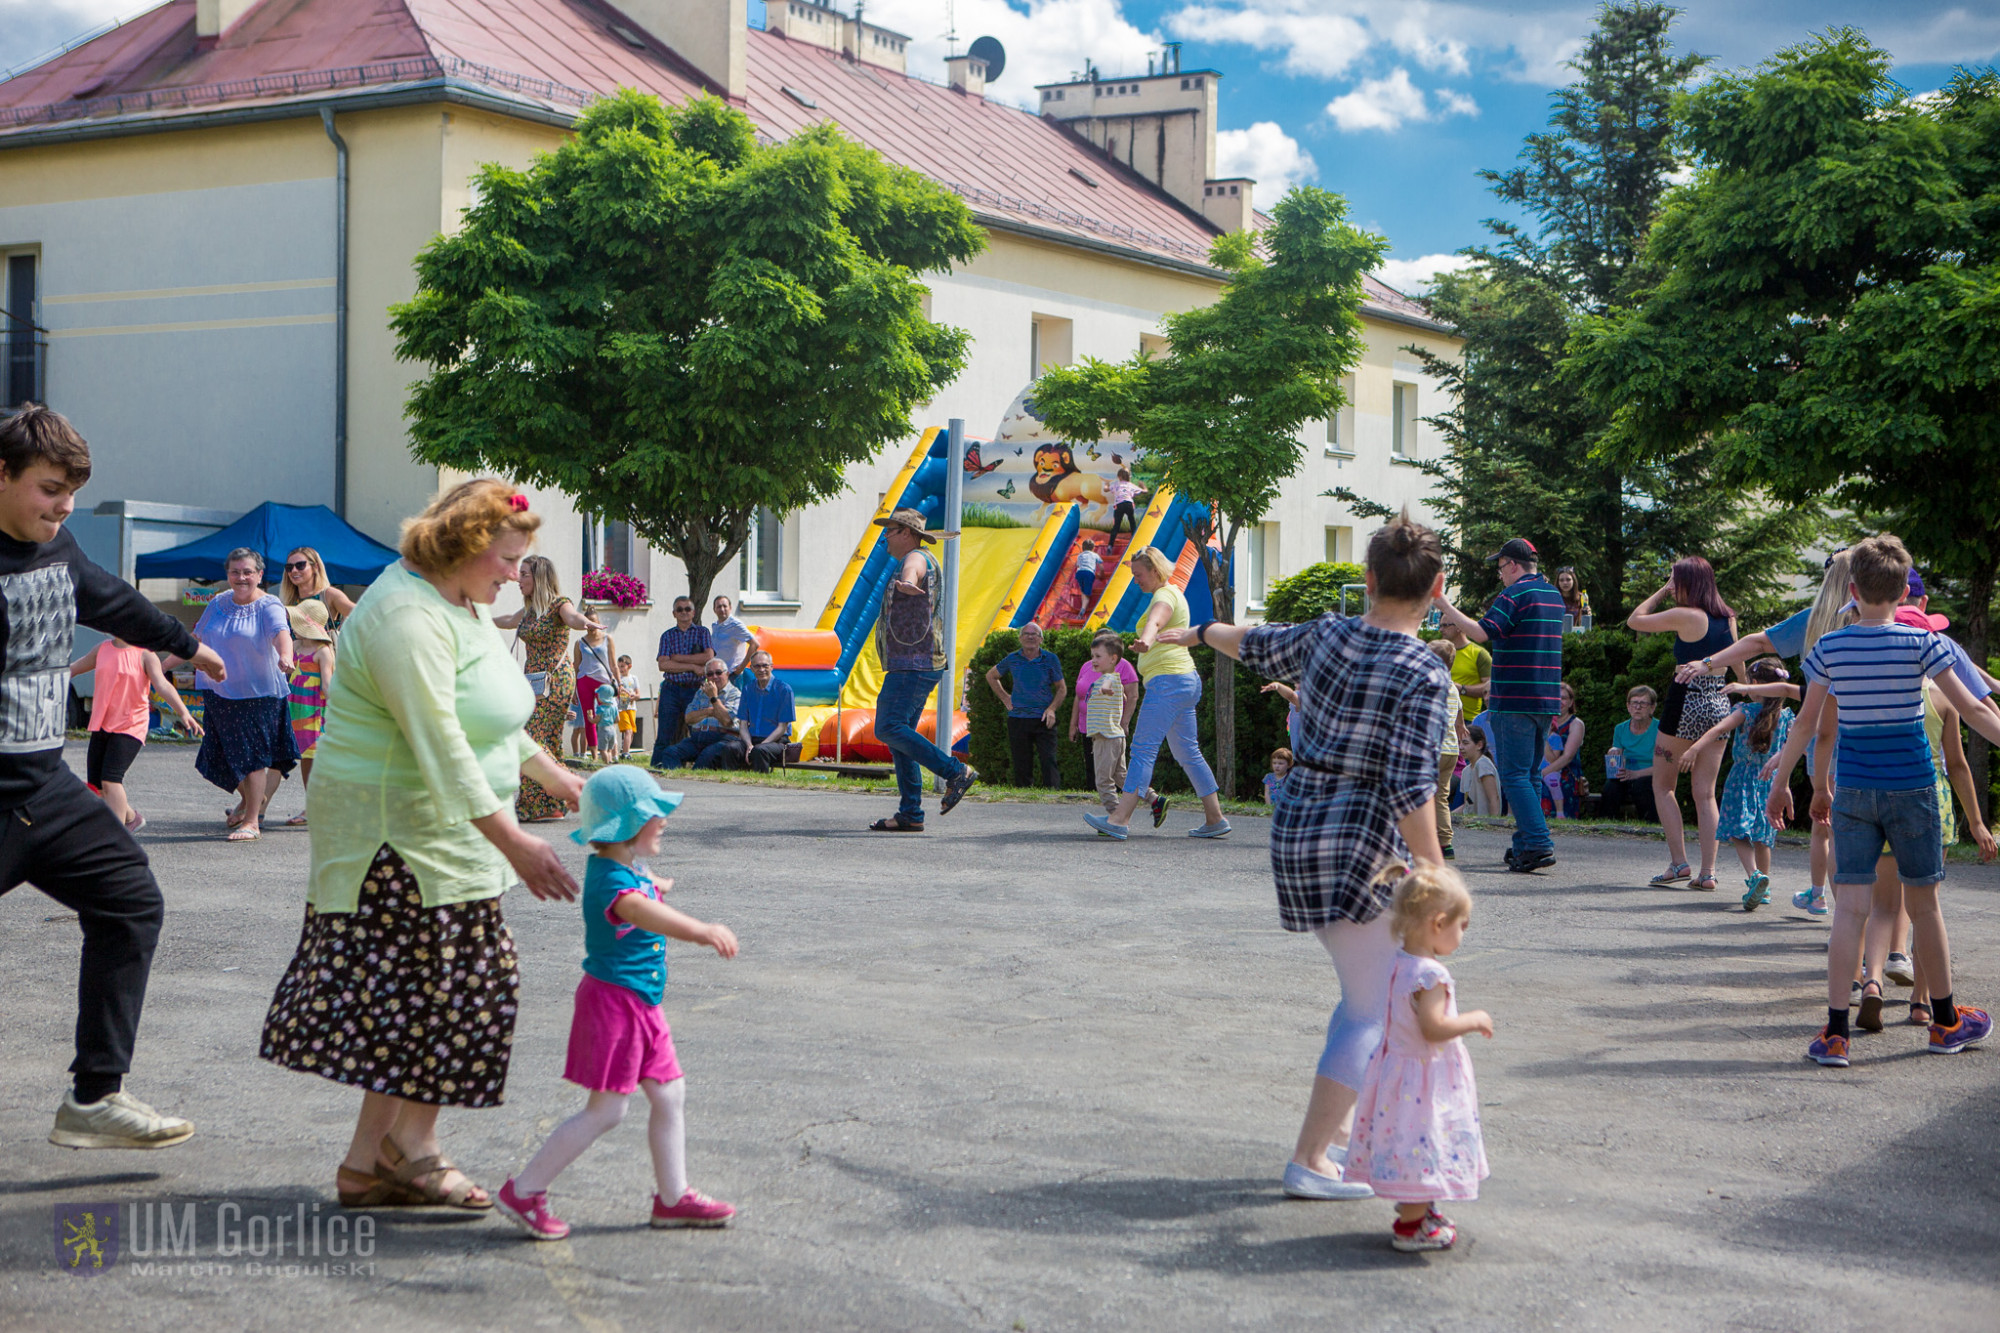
[822,707,970,763]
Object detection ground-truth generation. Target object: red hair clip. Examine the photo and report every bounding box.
[507,493,529,512]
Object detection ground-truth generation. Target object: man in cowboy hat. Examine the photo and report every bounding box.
[868,508,977,831]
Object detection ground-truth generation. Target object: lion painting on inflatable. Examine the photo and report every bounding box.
[1028,442,1111,523]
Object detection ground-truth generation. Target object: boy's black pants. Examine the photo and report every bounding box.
[0,769,163,1083]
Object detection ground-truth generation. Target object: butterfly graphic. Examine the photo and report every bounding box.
[962,443,1002,478]
[1085,444,1101,461]
[996,478,1017,498]
[1013,447,1024,456]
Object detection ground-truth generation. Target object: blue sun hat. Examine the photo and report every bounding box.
[571,766,684,845]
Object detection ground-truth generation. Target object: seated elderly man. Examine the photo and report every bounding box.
[718,650,796,772]
[653,659,740,769]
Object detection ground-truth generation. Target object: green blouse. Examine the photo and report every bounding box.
[306,561,541,913]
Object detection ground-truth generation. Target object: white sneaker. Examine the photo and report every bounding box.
[1884,953,1915,987]
[49,1090,194,1150]
[1282,1152,1374,1200]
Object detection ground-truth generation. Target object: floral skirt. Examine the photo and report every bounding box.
[195,692,299,792]
[517,662,575,821]
[259,845,519,1107]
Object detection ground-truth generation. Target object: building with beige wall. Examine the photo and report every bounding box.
[0,0,1457,667]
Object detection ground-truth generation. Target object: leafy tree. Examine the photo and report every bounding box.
[1571,33,2000,811]
[391,90,983,612]
[1261,560,1365,624]
[1031,189,1382,795]
[1330,2,1820,624]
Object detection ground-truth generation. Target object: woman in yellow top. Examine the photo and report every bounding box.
[1083,546,1228,839]
[260,480,583,1212]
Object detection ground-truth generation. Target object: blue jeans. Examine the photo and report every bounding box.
[649,680,700,767]
[657,729,732,770]
[877,668,963,823]
[1124,671,1218,799]
[1488,710,1552,855]
[1832,784,1944,886]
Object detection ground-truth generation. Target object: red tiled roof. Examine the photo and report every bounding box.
[0,0,1448,319]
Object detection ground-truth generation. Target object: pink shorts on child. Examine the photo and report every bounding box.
[563,973,682,1093]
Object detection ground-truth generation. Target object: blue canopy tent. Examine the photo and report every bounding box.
[135,502,399,586]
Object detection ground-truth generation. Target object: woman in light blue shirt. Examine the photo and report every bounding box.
[192,547,296,841]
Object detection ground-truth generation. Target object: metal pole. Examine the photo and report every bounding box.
[321,108,349,519]
[937,419,966,785]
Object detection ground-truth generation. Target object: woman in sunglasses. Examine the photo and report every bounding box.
[279,546,356,633]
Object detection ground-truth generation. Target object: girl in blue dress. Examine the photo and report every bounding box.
[1678,658,1798,912]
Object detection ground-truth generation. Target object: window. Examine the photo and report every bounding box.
[1324,526,1353,564]
[1323,375,1354,454]
[583,514,638,580]
[740,506,785,599]
[1250,521,1278,605]
[4,252,43,410]
[1030,314,1073,377]
[1139,332,1168,358]
[1391,381,1416,456]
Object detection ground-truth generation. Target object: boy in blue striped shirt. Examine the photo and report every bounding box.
[1766,536,2000,1066]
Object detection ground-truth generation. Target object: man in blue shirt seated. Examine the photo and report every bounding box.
[654,659,740,769]
[720,650,796,773]
[984,622,1068,788]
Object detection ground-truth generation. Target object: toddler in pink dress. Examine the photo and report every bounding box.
[1345,865,1492,1252]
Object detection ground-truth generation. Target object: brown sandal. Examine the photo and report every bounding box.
[378,1136,492,1210]
[336,1164,416,1208]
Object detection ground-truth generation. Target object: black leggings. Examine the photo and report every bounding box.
[0,769,164,1083]
[1109,502,1138,539]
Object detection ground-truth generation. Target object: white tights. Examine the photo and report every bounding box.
[513,1077,688,1203]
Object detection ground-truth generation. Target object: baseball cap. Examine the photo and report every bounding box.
[571,765,684,845]
[1894,605,1950,633]
[1486,538,1538,565]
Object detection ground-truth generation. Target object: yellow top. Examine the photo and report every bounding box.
[1138,585,1196,682]
[306,561,541,913]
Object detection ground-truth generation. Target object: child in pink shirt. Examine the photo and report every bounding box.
[69,638,200,833]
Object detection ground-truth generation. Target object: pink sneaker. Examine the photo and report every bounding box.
[496,1179,569,1240]
[650,1188,735,1229]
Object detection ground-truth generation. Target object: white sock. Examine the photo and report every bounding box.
[515,1092,626,1196]
[644,1078,688,1202]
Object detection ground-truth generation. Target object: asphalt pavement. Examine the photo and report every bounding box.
[2,740,1996,1331]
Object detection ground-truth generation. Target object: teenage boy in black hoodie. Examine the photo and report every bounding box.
[0,404,226,1148]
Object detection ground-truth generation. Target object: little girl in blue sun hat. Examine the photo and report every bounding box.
[496,766,739,1240]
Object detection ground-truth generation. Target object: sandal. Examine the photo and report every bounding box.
[868,815,925,832]
[378,1136,491,1210]
[1909,1002,1933,1027]
[1649,862,1691,886]
[1690,874,1718,892]
[285,813,309,826]
[1857,980,1885,1032]
[226,823,261,842]
[336,1164,416,1209]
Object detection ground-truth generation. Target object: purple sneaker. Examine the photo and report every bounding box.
[1806,1028,1850,1068]
[651,1188,735,1229]
[1929,1006,1992,1055]
[496,1179,569,1240]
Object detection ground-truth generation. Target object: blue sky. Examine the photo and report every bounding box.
[7,1,1999,292]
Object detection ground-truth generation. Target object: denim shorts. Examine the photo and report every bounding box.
[1831,785,1944,886]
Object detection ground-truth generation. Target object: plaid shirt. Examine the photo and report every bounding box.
[655,623,713,684]
[1240,616,1451,931]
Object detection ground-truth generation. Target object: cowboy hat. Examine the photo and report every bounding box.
[872,507,957,543]
[287,599,334,644]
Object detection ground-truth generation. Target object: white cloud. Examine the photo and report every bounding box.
[1325,67,1476,132]
[1216,121,1318,195]
[1162,0,1591,89]
[862,0,1162,106]
[1374,252,1474,296]
[0,0,140,76]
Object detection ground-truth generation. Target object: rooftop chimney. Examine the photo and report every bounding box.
[945,54,987,97]
[195,0,261,37]
[1035,67,1219,212]
[620,0,748,99]
[1199,178,1253,234]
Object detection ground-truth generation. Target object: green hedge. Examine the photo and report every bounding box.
[966,628,1293,799]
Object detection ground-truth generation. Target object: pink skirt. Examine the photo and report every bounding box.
[563,973,682,1093]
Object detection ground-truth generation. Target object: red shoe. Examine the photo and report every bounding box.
[651,1188,735,1229]
[496,1179,569,1240]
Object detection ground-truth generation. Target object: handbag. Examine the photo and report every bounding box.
[514,626,549,697]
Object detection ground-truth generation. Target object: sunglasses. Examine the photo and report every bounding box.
[285,561,311,572]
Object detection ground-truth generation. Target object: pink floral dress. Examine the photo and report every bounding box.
[1344,951,1489,1202]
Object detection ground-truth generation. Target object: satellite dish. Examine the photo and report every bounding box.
[967,35,1006,82]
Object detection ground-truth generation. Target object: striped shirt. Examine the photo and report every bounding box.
[1476,573,1565,715]
[1803,622,1953,790]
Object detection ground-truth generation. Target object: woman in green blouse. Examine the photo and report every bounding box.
[261,480,583,1211]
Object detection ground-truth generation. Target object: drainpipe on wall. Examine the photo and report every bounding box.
[321,107,349,518]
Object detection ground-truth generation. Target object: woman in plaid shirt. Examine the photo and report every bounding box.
[1161,513,1450,1201]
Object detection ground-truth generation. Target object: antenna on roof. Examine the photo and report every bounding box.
[967,35,1005,81]
[943,0,957,56]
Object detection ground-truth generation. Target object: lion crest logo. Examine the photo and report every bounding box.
[54,1204,118,1276]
